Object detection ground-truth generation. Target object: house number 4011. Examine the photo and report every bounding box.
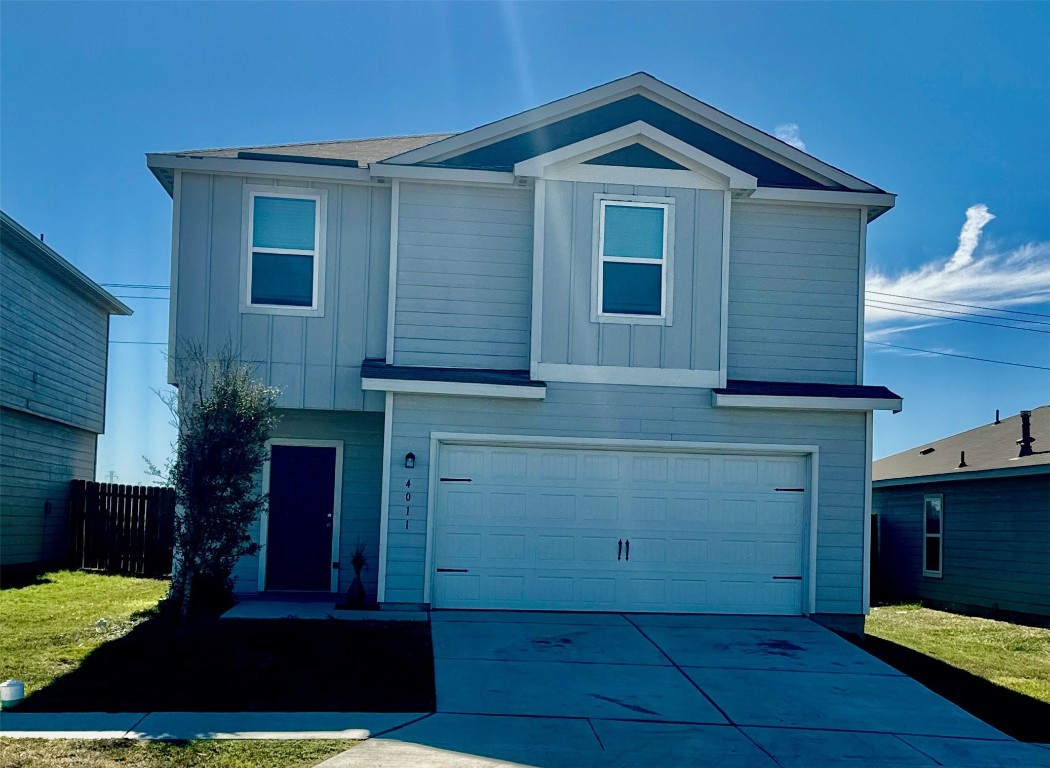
[405,480,411,530]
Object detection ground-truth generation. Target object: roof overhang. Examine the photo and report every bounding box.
[513,121,758,194]
[873,463,1050,487]
[146,152,374,196]
[0,212,131,316]
[360,359,546,400]
[712,380,903,413]
[384,73,885,194]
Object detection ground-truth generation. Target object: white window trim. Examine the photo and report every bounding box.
[923,493,943,578]
[591,194,675,326]
[258,438,344,593]
[242,185,327,317]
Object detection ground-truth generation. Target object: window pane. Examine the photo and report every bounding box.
[603,205,664,260]
[602,262,662,315]
[253,197,316,250]
[251,252,314,306]
[925,498,941,534]
[925,537,941,573]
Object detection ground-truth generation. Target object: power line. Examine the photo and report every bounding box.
[865,301,1050,334]
[109,340,167,345]
[866,340,1050,371]
[866,290,1050,319]
[100,283,169,290]
[866,297,1050,326]
[114,295,170,301]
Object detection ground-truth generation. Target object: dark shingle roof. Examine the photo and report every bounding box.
[161,133,457,167]
[361,359,544,388]
[714,380,901,400]
[873,405,1050,482]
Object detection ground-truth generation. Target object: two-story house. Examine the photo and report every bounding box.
[148,73,901,632]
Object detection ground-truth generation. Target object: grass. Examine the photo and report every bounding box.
[1,569,435,713]
[865,604,1050,702]
[0,739,353,768]
[0,571,170,697]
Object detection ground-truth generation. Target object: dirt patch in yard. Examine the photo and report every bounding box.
[17,615,435,713]
[849,633,1050,742]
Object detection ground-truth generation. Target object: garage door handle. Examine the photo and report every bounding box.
[440,478,472,483]
[772,576,802,580]
[617,539,622,561]
[625,539,630,561]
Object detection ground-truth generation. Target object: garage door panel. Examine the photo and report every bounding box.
[433,444,808,614]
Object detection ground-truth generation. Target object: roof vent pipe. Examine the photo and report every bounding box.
[957,451,967,468]
[995,409,1001,424]
[1017,410,1035,458]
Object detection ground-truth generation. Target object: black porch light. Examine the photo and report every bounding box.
[404,452,415,469]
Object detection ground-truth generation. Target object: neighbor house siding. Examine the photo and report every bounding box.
[383,384,867,615]
[393,182,533,370]
[175,172,389,411]
[0,242,111,434]
[539,181,723,373]
[727,203,861,384]
[231,409,385,596]
[874,475,1050,620]
[0,407,97,566]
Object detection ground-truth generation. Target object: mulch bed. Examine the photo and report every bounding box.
[19,616,435,713]
[848,633,1050,743]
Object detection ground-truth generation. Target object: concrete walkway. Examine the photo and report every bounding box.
[0,711,427,740]
[318,612,1050,768]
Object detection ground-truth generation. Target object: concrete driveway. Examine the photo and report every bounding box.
[320,612,1050,768]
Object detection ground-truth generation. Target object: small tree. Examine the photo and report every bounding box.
[150,342,279,616]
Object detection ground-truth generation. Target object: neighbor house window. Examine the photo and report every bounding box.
[923,494,943,577]
[245,189,325,312]
[594,197,672,322]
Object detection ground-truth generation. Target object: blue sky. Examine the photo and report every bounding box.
[3,2,1048,484]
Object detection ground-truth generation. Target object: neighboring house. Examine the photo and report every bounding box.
[147,73,902,632]
[0,211,131,574]
[873,407,1050,625]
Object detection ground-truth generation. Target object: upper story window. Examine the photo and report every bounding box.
[923,494,943,578]
[592,195,674,325]
[244,188,326,314]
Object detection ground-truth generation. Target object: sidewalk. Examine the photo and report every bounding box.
[0,711,429,740]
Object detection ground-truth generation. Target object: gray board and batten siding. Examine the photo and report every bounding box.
[727,202,862,385]
[231,409,385,595]
[383,385,868,615]
[173,172,390,411]
[539,181,723,373]
[392,182,534,371]
[874,475,1050,621]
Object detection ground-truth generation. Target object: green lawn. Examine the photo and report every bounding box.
[0,571,169,697]
[0,739,352,768]
[866,604,1050,702]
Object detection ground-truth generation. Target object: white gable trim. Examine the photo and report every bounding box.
[513,121,759,192]
[384,73,880,193]
[712,392,903,413]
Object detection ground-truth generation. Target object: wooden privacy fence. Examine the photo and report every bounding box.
[69,480,176,577]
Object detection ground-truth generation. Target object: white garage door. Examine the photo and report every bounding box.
[431,443,809,614]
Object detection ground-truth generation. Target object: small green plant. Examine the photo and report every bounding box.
[347,541,368,608]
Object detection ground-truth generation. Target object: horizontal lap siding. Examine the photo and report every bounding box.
[384,385,866,614]
[394,183,533,370]
[728,203,861,383]
[176,173,389,413]
[231,409,384,595]
[0,407,96,565]
[0,246,111,433]
[873,476,1050,617]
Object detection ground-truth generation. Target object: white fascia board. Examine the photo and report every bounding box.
[368,163,516,186]
[747,187,896,211]
[146,153,374,183]
[535,363,720,388]
[361,377,546,400]
[713,392,903,413]
[383,73,880,192]
[514,121,758,191]
[431,431,820,457]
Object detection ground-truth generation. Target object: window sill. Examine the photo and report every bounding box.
[591,313,671,327]
[241,303,326,319]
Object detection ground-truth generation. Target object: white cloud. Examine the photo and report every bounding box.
[946,204,995,271]
[774,123,806,151]
[866,205,1050,337]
